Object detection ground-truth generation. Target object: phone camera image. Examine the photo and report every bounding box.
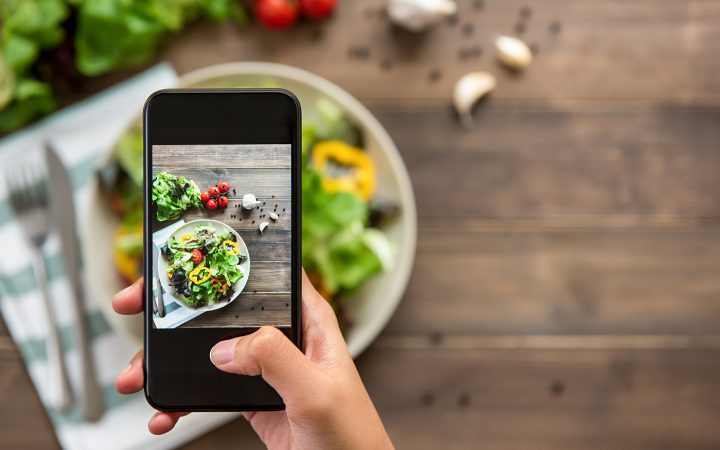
[150,144,291,330]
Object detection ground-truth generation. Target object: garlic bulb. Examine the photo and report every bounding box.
[495,35,533,70]
[453,71,496,129]
[242,193,262,210]
[387,0,457,32]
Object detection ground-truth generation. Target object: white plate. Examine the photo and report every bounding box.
[158,219,250,313]
[85,62,417,358]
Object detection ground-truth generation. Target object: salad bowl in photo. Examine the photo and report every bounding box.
[85,62,417,358]
[158,219,250,313]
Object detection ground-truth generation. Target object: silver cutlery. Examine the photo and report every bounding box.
[4,160,73,412]
[45,144,105,421]
[152,243,165,317]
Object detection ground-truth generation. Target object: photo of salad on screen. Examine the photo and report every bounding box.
[148,143,291,329]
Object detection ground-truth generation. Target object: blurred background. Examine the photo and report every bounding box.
[1,1,719,449]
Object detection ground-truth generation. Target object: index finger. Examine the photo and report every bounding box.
[112,277,144,315]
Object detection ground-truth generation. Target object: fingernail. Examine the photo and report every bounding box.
[119,362,133,377]
[210,339,236,366]
[117,283,135,297]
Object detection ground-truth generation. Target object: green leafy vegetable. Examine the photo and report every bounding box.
[73,0,237,76]
[301,163,383,295]
[0,0,246,132]
[152,171,202,221]
[0,0,68,131]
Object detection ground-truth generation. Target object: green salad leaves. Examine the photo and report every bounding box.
[152,171,202,221]
[163,224,245,308]
[301,161,384,296]
[0,0,66,132]
[0,0,245,132]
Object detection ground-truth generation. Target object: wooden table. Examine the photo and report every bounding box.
[153,144,292,328]
[2,1,720,448]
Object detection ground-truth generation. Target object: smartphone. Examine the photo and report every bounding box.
[143,89,301,411]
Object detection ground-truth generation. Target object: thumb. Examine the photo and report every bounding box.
[210,326,323,400]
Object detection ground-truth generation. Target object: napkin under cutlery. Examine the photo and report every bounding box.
[0,64,239,450]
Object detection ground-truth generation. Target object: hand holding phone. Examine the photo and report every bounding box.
[113,273,393,448]
[144,89,301,410]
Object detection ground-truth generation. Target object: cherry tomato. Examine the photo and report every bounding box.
[200,191,210,203]
[217,195,229,208]
[299,0,336,20]
[218,181,230,193]
[256,0,299,29]
[191,249,203,264]
[208,186,220,197]
[206,198,218,210]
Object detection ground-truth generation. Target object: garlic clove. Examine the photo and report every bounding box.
[453,71,496,129]
[269,212,279,221]
[495,35,533,70]
[242,193,262,210]
[259,221,269,234]
[387,0,458,32]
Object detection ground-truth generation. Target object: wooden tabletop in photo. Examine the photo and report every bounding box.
[153,144,292,328]
[2,1,720,449]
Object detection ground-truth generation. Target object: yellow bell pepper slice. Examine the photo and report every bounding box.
[188,265,212,285]
[222,240,239,255]
[312,140,376,201]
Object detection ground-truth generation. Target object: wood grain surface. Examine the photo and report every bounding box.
[153,144,292,328]
[2,1,720,449]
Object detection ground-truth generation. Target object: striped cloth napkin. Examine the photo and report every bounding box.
[0,64,239,450]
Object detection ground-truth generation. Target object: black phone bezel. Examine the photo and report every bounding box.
[143,89,301,411]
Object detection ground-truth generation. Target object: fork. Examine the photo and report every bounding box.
[5,161,74,412]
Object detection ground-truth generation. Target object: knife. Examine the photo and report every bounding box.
[153,244,165,317]
[45,143,105,422]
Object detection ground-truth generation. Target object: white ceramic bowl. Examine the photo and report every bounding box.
[84,62,417,358]
[158,219,250,313]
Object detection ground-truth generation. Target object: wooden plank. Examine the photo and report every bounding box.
[383,228,720,336]
[184,293,291,328]
[177,198,290,234]
[0,339,60,450]
[372,106,720,219]
[351,346,720,450]
[159,0,720,107]
[153,145,291,169]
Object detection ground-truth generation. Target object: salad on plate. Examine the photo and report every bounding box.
[161,222,247,308]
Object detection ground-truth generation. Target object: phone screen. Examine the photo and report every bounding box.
[144,90,300,410]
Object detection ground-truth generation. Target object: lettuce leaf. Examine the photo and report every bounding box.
[151,171,201,221]
[301,163,383,295]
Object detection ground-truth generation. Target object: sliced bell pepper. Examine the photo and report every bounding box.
[312,140,376,201]
[222,240,239,255]
[211,278,228,293]
[188,265,212,285]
